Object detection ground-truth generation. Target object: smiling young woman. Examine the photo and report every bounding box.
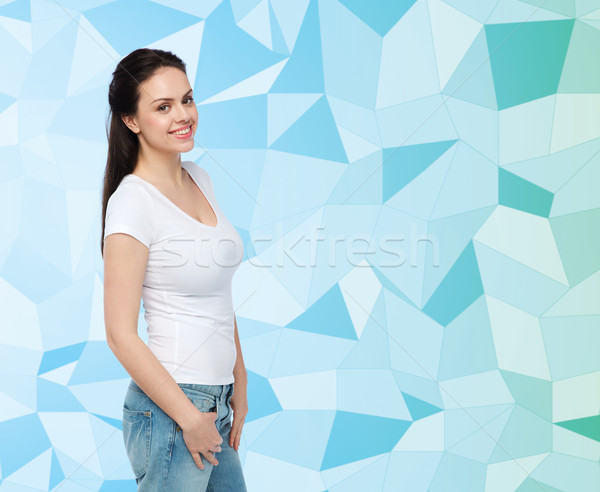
[100,48,248,492]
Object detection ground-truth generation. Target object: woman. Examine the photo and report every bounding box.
[101,48,248,491]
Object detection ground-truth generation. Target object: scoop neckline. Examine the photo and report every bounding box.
[126,162,219,229]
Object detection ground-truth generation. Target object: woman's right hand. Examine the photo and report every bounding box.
[180,410,223,470]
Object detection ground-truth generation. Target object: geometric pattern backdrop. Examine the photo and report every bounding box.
[1,0,599,491]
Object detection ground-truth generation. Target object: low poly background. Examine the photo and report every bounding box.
[1,0,599,491]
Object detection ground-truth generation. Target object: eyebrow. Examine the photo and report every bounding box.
[151,88,193,104]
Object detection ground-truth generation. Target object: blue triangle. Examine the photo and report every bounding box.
[49,449,65,490]
[287,284,356,340]
[401,392,442,420]
[195,1,286,100]
[339,0,417,36]
[84,0,201,55]
[382,140,457,201]
[0,414,51,476]
[270,96,348,162]
[321,411,411,469]
[423,241,484,326]
[247,370,282,422]
[91,412,123,430]
[69,341,129,384]
[0,0,31,22]
[269,0,289,55]
[38,342,86,374]
[37,378,86,412]
[0,92,15,113]
[271,0,324,93]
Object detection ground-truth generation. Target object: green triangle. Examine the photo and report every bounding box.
[499,168,554,218]
[556,414,600,442]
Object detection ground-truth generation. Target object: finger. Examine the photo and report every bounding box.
[230,416,241,447]
[192,452,204,470]
[230,417,244,451]
[202,451,219,466]
[229,417,238,448]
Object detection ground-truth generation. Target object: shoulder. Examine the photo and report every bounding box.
[105,176,156,224]
[104,175,156,247]
[107,176,154,207]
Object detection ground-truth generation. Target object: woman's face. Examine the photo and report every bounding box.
[123,66,198,156]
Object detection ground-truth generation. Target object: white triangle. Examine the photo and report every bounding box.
[0,16,31,52]
[428,0,482,89]
[39,361,78,385]
[67,14,120,97]
[339,260,382,338]
[238,0,272,50]
[147,20,205,86]
[200,58,286,105]
[0,392,35,422]
[337,125,381,163]
[393,412,444,451]
[5,448,52,489]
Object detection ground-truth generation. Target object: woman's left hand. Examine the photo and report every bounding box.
[229,383,248,451]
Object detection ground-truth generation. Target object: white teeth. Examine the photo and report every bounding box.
[170,126,191,135]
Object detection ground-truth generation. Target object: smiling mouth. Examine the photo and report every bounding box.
[169,124,192,135]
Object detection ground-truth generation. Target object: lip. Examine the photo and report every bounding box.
[169,124,192,134]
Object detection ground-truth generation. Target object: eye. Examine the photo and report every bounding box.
[184,96,194,104]
[158,104,169,112]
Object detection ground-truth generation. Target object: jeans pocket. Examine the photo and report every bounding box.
[122,407,152,479]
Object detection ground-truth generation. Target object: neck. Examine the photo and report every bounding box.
[133,146,184,187]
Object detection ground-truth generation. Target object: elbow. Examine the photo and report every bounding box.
[105,328,137,353]
[105,331,119,354]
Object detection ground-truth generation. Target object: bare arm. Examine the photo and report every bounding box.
[229,315,248,450]
[232,315,248,386]
[103,233,222,468]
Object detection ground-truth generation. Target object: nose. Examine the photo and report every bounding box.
[174,103,192,123]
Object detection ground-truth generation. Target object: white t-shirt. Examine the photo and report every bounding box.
[103,160,244,384]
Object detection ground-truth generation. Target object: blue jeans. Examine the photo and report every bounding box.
[122,379,247,491]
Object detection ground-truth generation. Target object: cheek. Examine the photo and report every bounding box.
[145,115,170,133]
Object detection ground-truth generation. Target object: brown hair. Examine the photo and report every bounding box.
[100,48,186,256]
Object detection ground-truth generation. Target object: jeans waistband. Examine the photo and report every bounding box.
[129,379,232,399]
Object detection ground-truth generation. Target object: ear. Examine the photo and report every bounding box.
[121,114,140,134]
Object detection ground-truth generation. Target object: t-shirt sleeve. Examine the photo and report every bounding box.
[103,183,155,248]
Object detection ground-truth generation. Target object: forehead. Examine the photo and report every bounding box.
[139,67,191,102]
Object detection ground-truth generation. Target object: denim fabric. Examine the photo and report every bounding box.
[122,379,247,491]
